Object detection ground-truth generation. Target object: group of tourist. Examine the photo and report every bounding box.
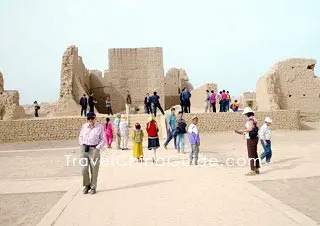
[205,89,239,113]
[78,94,273,194]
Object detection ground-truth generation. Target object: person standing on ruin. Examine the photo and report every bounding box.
[88,93,97,113]
[151,91,165,117]
[221,90,228,112]
[182,87,191,113]
[78,112,105,194]
[105,96,113,115]
[79,94,88,116]
[218,91,223,112]
[179,88,185,113]
[34,101,40,117]
[144,93,152,114]
[209,90,217,113]
[204,90,211,113]
[113,113,121,150]
[125,90,132,115]
[226,91,231,111]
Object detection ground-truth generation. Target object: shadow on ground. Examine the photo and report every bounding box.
[98,179,174,193]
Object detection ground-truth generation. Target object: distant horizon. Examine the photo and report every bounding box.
[1,0,320,104]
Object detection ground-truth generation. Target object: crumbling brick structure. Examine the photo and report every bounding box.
[243,92,257,110]
[256,58,320,112]
[0,72,26,120]
[55,46,191,115]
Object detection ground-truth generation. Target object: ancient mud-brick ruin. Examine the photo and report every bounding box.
[256,58,320,112]
[54,46,192,115]
[190,83,217,110]
[0,72,26,120]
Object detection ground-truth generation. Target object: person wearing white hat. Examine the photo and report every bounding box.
[238,107,260,175]
[259,117,273,164]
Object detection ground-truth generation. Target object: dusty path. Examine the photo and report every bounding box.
[0,130,320,225]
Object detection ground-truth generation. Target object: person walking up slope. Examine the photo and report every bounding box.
[146,115,160,163]
[131,123,144,162]
[188,116,200,165]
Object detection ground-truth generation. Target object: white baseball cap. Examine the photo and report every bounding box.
[265,117,272,123]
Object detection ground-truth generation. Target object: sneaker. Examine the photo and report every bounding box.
[83,185,91,194]
[90,188,96,194]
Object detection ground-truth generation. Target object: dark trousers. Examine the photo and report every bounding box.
[211,102,216,112]
[260,140,272,163]
[81,106,87,116]
[106,106,113,115]
[153,103,165,117]
[164,129,177,148]
[185,99,190,113]
[219,101,223,112]
[145,104,152,114]
[35,110,39,117]
[247,138,260,171]
[89,104,94,113]
[222,99,228,112]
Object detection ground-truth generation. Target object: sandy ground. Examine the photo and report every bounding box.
[0,128,320,225]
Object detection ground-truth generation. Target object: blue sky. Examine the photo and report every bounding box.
[1,0,320,104]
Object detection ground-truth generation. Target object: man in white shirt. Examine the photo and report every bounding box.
[259,117,272,164]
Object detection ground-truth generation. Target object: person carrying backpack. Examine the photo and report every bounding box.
[175,111,187,153]
[236,107,260,176]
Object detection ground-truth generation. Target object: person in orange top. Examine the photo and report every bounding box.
[146,115,160,163]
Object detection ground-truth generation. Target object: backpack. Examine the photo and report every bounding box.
[248,119,259,139]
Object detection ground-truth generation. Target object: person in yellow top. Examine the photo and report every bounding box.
[131,122,144,162]
[231,100,239,112]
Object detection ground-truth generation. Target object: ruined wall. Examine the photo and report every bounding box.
[243,92,257,110]
[164,68,193,109]
[190,83,218,112]
[93,48,165,114]
[0,110,303,143]
[53,46,91,116]
[0,72,26,120]
[257,58,320,112]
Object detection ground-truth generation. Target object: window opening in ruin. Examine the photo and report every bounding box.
[291,67,294,69]
[307,64,315,70]
[289,95,292,97]
[303,94,306,97]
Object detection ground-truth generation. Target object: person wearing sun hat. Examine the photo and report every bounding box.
[131,122,144,162]
[78,112,105,194]
[259,116,273,164]
[237,107,260,176]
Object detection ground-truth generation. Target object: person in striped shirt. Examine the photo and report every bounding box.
[259,117,273,164]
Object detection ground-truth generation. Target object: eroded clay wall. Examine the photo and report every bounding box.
[257,58,320,112]
[0,110,303,143]
[0,72,26,120]
[54,46,91,116]
[243,92,257,110]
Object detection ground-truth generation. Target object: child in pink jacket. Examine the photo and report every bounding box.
[104,117,113,148]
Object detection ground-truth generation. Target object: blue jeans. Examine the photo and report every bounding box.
[176,133,185,153]
[260,140,272,163]
[164,129,177,148]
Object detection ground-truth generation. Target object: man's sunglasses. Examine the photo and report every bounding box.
[87,117,95,120]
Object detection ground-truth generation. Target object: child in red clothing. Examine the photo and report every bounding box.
[146,115,160,163]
